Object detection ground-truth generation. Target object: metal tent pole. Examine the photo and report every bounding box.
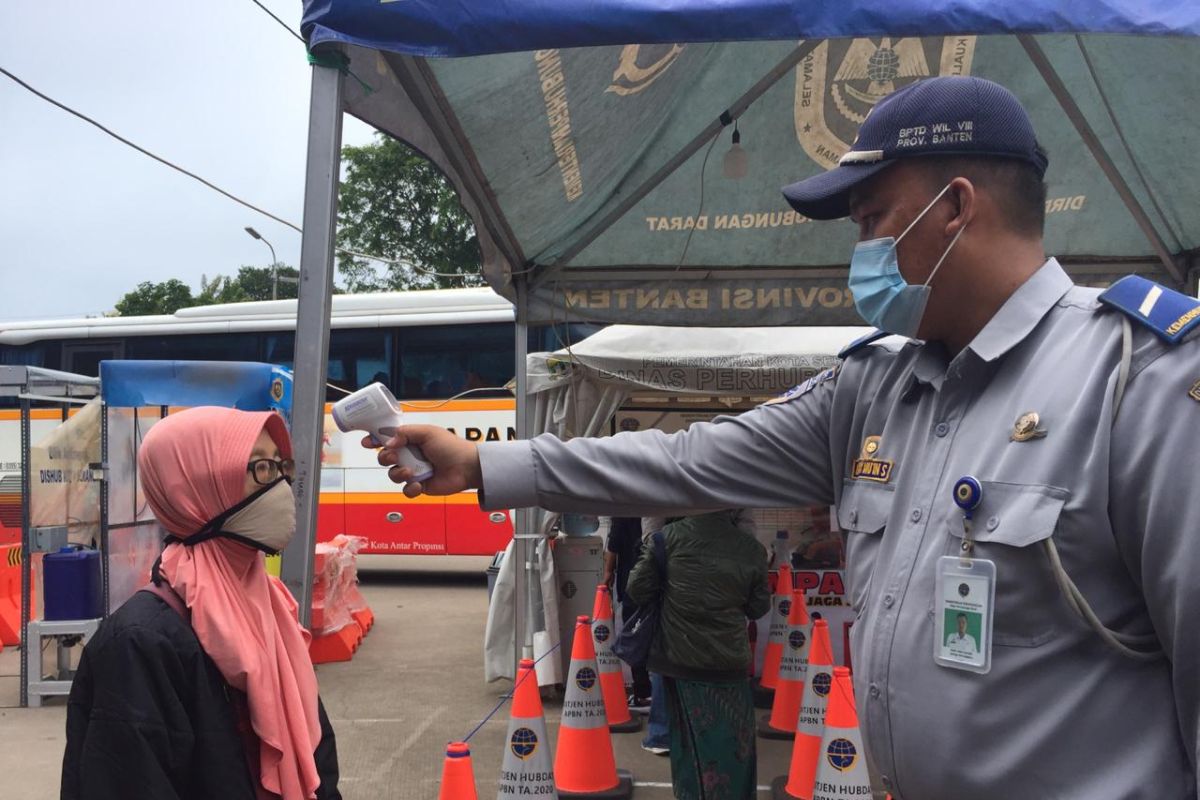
[282,60,345,626]
[1019,34,1183,286]
[513,278,535,667]
[18,396,30,707]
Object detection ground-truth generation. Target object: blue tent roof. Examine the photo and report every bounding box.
[303,0,1200,59]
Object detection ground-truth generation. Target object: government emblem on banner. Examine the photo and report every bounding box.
[794,36,978,169]
[607,44,686,95]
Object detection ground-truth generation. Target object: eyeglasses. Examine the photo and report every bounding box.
[246,458,295,486]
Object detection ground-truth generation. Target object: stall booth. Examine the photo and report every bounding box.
[485,324,874,683]
[13,360,290,707]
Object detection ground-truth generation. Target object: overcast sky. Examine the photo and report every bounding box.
[1,0,377,321]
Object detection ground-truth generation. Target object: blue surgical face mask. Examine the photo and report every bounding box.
[848,183,966,338]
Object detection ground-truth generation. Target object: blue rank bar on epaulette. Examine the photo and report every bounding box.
[838,329,887,359]
[1098,275,1200,344]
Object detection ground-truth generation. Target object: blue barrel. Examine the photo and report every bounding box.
[43,547,102,620]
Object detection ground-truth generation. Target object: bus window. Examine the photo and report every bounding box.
[399,323,513,400]
[320,329,394,399]
[125,333,261,363]
[63,340,125,377]
[265,330,394,401]
[263,332,294,371]
[529,322,604,352]
[0,343,54,369]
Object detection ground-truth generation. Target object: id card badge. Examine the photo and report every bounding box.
[934,555,996,674]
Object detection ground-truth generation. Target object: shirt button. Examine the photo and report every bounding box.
[910,508,922,523]
[986,516,1000,531]
[870,684,881,699]
[849,510,858,525]
[935,421,949,437]
[883,594,894,608]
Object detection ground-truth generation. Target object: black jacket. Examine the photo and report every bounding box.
[626,512,771,681]
[61,591,341,800]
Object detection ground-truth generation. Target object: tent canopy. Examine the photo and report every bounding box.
[302,2,1200,327]
[529,324,873,396]
[484,323,869,681]
[524,323,871,451]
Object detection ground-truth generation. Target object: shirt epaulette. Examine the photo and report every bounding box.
[1098,275,1200,344]
[838,329,888,359]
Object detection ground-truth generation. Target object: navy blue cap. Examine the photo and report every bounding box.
[782,76,1048,220]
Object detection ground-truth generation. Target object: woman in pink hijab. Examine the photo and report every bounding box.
[62,407,341,800]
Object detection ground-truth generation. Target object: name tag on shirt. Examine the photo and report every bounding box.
[934,556,995,674]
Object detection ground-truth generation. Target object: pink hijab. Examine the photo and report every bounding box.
[138,407,322,800]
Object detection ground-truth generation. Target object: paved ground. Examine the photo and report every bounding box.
[0,555,796,798]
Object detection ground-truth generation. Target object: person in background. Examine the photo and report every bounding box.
[602,516,653,712]
[626,510,771,798]
[61,407,341,800]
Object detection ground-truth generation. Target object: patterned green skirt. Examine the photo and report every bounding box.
[664,676,757,800]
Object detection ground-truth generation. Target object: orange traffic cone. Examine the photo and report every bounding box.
[438,742,478,800]
[811,667,872,800]
[760,589,812,739]
[771,618,834,800]
[499,658,558,798]
[555,616,633,798]
[591,585,641,733]
[760,564,793,691]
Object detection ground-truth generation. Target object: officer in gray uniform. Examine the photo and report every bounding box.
[374,77,1199,799]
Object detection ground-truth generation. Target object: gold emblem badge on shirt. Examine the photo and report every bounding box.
[1010,411,1048,442]
[852,435,893,482]
[1189,380,1200,403]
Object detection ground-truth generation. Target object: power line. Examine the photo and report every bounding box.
[0,64,482,284]
[0,65,303,234]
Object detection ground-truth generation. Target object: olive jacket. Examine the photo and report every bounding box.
[626,511,771,681]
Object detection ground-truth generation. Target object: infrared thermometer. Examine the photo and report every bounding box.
[331,383,435,483]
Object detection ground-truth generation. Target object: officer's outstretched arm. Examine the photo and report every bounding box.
[476,370,839,515]
[1108,339,1200,776]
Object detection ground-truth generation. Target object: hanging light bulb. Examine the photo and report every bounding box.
[723,120,748,180]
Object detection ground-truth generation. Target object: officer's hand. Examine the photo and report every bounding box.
[365,425,482,499]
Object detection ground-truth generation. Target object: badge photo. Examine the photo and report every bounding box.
[933,556,995,674]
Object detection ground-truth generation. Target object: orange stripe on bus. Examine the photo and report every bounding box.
[339,491,481,506]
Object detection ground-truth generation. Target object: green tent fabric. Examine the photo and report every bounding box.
[335,33,1198,326]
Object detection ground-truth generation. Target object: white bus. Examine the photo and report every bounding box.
[0,288,599,554]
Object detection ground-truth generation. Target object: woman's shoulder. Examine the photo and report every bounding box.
[90,590,200,655]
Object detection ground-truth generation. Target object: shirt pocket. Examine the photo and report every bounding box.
[838,479,894,618]
[943,481,1071,647]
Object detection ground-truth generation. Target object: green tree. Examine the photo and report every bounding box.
[113,266,304,316]
[195,266,301,304]
[113,279,195,316]
[337,134,482,291]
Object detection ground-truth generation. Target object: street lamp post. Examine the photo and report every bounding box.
[244,226,280,300]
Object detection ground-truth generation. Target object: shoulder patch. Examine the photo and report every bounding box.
[763,366,837,406]
[838,329,888,359]
[1099,275,1200,344]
